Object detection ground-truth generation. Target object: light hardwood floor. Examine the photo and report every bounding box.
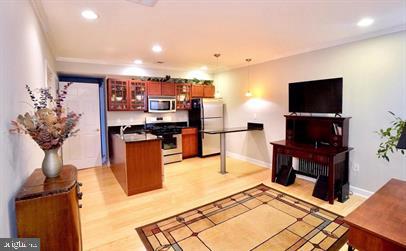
[78,156,365,251]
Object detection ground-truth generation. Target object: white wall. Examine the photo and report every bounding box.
[216,31,406,193]
[56,60,212,80]
[56,59,212,127]
[107,110,189,126]
[0,1,55,237]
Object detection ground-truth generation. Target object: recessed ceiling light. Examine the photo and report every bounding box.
[200,66,208,71]
[152,44,162,53]
[357,17,374,27]
[81,10,98,20]
[134,59,143,64]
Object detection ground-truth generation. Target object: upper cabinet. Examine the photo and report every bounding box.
[128,80,147,111]
[191,84,215,98]
[176,84,191,110]
[203,85,215,98]
[107,79,129,111]
[107,79,216,111]
[107,79,147,111]
[161,83,176,96]
[191,85,204,98]
[147,82,162,96]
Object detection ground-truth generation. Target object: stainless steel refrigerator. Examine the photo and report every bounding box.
[189,98,224,157]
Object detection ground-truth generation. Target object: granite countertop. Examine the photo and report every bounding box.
[115,133,161,143]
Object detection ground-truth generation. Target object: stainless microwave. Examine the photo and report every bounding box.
[148,96,176,113]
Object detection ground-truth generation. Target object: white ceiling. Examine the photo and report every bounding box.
[40,0,406,72]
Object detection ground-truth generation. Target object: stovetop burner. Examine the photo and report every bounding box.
[146,123,183,136]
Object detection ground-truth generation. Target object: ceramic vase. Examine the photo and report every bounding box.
[42,148,62,178]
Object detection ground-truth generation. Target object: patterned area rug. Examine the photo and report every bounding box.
[136,184,348,251]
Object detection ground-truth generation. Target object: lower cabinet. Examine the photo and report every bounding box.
[182,127,198,158]
[15,165,82,251]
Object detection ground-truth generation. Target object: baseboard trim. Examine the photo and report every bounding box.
[226,151,374,198]
[349,185,373,198]
[226,151,271,168]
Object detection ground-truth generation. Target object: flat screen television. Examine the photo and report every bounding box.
[289,78,342,114]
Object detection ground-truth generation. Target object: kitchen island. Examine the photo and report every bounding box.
[109,133,163,196]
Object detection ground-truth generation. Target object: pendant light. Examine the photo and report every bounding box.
[214,53,222,98]
[245,58,253,97]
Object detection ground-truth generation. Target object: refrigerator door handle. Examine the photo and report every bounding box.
[201,101,205,139]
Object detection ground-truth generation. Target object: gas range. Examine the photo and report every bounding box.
[145,118,187,164]
[146,124,183,136]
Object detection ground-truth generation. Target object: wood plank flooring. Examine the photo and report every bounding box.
[78,156,365,251]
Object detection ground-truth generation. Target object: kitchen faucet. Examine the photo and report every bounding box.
[120,125,132,139]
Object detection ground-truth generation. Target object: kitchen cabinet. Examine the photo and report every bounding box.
[191,84,204,98]
[161,82,176,96]
[107,78,129,111]
[182,127,198,158]
[176,83,192,110]
[147,81,162,96]
[15,165,82,251]
[129,80,147,111]
[191,84,215,98]
[110,134,163,195]
[203,85,215,98]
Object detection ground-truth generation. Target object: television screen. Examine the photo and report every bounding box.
[289,78,342,114]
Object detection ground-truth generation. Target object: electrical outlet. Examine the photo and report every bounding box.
[352,163,360,172]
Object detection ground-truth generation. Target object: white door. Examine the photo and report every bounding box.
[60,82,102,169]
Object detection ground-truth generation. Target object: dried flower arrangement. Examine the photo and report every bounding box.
[10,83,81,150]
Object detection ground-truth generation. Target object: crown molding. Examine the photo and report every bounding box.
[56,56,197,73]
[56,24,405,74]
[30,0,57,60]
[215,24,406,73]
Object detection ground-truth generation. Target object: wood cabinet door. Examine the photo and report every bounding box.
[147,81,162,96]
[161,83,176,96]
[182,128,198,158]
[191,85,204,98]
[128,80,147,111]
[176,84,192,110]
[203,85,215,98]
[107,78,129,111]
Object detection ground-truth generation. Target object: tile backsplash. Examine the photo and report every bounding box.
[107,111,189,126]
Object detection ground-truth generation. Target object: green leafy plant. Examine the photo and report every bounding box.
[376,111,405,161]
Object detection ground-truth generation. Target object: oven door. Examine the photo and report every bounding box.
[161,134,182,155]
[148,98,176,113]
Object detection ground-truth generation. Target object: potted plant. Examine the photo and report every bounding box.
[10,83,81,178]
[376,111,405,161]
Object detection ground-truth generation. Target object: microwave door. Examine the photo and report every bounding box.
[149,100,171,113]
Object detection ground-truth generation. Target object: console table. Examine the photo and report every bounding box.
[344,179,406,251]
[271,140,352,204]
[270,115,352,205]
[15,165,83,251]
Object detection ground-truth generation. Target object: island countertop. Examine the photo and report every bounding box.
[110,133,163,196]
[114,133,161,143]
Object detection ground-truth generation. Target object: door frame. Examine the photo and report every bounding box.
[58,75,108,165]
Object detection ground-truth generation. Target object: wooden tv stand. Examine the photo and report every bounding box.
[270,115,352,204]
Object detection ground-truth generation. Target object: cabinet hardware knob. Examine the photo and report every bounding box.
[79,204,82,208]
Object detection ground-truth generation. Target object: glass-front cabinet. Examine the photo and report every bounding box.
[129,80,147,111]
[176,83,192,110]
[107,79,129,111]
